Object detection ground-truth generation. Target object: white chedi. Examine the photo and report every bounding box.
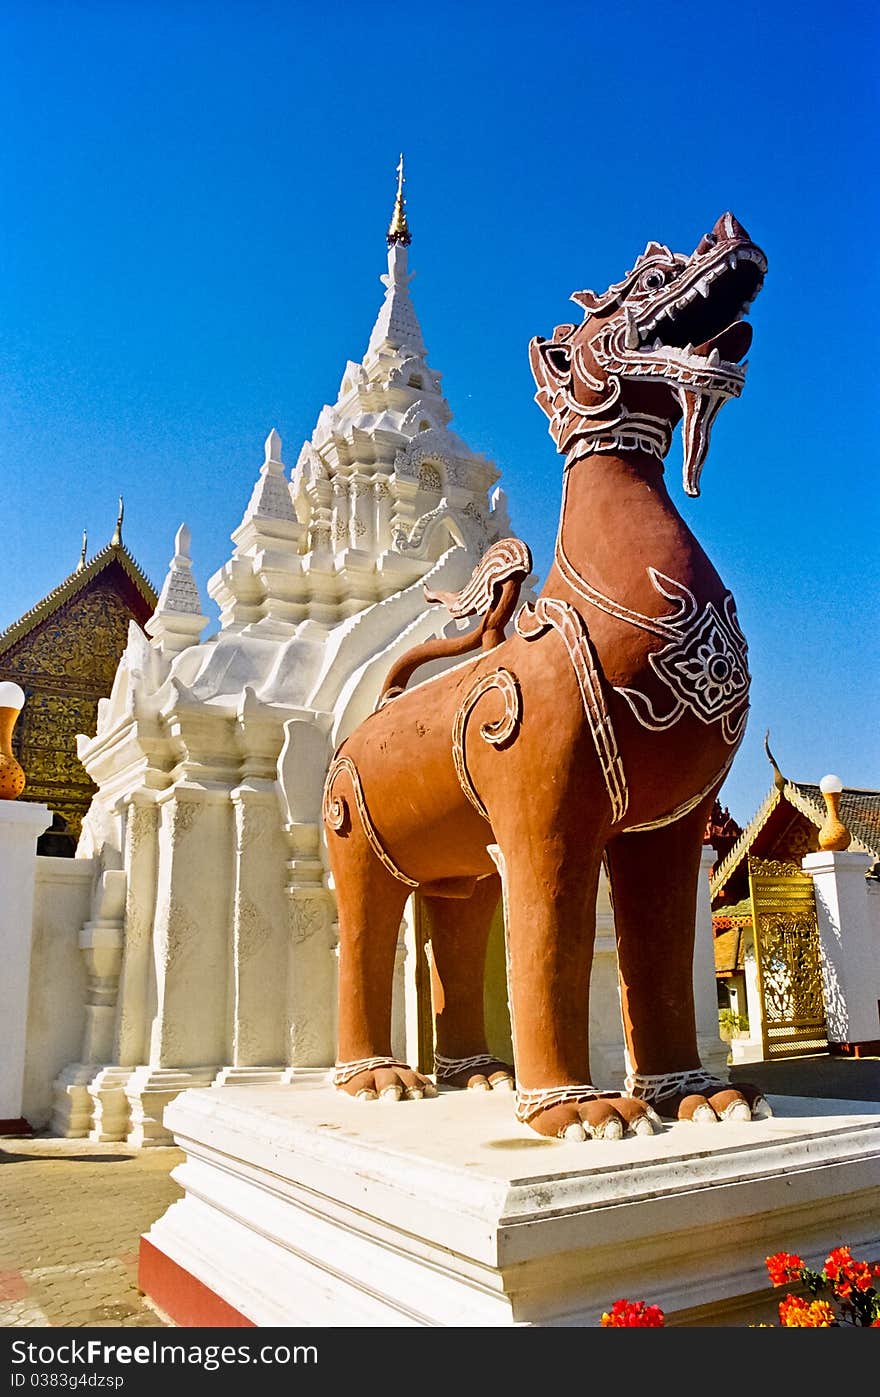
[60,186,513,1147]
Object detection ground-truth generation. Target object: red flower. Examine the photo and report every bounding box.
[778,1294,837,1328]
[601,1299,665,1328]
[765,1251,805,1287]
[823,1246,878,1302]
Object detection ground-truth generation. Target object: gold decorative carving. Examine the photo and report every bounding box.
[748,858,827,1059]
[0,568,154,840]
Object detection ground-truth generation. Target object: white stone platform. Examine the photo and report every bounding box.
[140,1082,880,1328]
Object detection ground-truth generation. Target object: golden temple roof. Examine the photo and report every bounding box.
[0,537,157,656]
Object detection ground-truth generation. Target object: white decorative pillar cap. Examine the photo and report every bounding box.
[0,682,25,709]
[146,522,208,655]
[264,428,283,468]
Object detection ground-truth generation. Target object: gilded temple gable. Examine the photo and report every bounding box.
[0,543,157,840]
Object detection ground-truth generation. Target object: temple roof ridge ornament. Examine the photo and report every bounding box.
[763,729,787,791]
[0,532,156,654]
[111,496,124,548]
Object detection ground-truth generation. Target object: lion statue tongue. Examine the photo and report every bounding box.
[678,320,753,496]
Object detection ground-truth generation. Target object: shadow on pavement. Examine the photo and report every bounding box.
[730,1054,880,1103]
[0,1148,135,1164]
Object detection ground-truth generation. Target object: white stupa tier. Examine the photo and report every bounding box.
[207,221,509,639]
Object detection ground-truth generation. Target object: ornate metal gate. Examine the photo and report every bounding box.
[748,857,828,1059]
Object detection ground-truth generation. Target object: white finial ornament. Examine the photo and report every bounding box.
[146,521,207,655]
[174,523,191,559]
[265,428,283,466]
[236,428,296,527]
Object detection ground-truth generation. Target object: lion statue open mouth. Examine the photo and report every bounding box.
[532,210,766,495]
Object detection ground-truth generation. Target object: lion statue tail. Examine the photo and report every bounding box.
[377,537,533,708]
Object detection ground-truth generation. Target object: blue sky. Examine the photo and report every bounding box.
[1,0,877,826]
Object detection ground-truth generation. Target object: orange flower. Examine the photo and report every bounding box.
[765,1251,805,1287]
[823,1245,878,1302]
[778,1294,837,1327]
[601,1299,665,1328]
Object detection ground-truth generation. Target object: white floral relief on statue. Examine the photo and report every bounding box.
[516,599,628,822]
[614,580,750,745]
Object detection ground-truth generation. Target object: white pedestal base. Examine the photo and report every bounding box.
[141,1083,880,1328]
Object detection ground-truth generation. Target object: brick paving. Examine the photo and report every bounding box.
[0,1136,183,1329]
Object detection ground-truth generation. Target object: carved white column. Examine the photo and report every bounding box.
[695,846,729,1078]
[0,801,52,1128]
[374,478,392,553]
[114,796,160,1067]
[79,870,126,1064]
[286,879,337,1066]
[305,479,333,567]
[390,919,409,1063]
[804,850,880,1051]
[350,474,373,553]
[588,871,626,1089]
[148,790,232,1066]
[330,478,350,558]
[277,716,337,1069]
[728,933,766,1064]
[125,787,232,1146]
[229,786,288,1067]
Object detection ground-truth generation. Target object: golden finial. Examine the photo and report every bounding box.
[111,496,124,547]
[76,530,88,572]
[387,153,411,247]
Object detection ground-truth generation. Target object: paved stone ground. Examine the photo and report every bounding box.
[2,1056,878,1330]
[0,1137,183,1329]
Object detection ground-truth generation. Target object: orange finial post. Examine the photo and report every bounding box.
[818,774,851,851]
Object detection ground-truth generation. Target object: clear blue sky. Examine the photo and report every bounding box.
[1,1,877,827]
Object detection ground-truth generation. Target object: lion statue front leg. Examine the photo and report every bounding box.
[606,803,771,1128]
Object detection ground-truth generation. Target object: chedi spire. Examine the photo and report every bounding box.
[367,155,425,360]
[387,153,411,247]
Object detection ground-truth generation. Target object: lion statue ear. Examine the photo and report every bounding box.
[570,288,602,313]
[529,333,572,390]
[528,333,573,417]
[570,284,627,317]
